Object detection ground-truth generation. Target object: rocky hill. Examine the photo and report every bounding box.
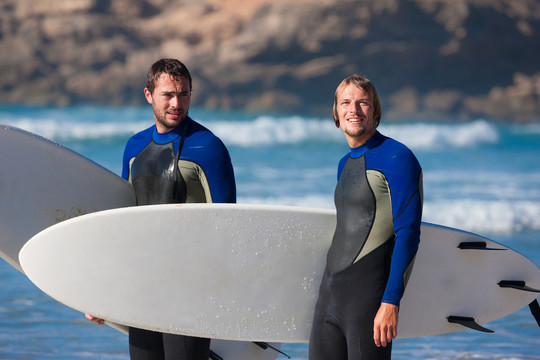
[1,0,539,122]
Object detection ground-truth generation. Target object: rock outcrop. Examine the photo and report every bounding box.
[1,0,539,121]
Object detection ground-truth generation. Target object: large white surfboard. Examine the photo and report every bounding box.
[20,203,540,342]
[0,124,135,272]
[1,124,282,360]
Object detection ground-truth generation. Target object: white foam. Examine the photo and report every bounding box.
[2,108,502,151]
[379,120,499,150]
[209,115,340,147]
[423,199,540,235]
[8,118,146,142]
[212,118,501,150]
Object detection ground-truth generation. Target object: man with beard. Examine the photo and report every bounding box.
[87,58,236,360]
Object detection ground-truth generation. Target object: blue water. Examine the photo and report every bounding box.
[1,105,539,359]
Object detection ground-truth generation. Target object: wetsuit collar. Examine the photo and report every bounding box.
[152,117,191,144]
[349,131,382,158]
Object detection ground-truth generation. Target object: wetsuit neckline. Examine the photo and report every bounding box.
[152,117,191,144]
[349,131,382,158]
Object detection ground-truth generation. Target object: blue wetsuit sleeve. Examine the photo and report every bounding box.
[381,147,423,306]
[202,137,236,204]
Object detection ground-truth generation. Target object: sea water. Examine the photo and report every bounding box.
[0,104,539,359]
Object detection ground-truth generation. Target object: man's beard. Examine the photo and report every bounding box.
[154,105,188,132]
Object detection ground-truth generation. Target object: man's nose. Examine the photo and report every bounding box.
[170,95,180,107]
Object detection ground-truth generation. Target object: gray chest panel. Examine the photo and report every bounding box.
[327,156,376,273]
[130,142,187,205]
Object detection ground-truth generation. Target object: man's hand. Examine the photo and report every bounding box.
[373,302,398,347]
[85,313,105,325]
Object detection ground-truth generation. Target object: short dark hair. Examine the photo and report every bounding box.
[146,58,192,94]
[333,75,382,128]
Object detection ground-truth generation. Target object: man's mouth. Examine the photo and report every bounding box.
[168,111,182,119]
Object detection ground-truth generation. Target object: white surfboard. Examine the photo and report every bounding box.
[0,124,135,272]
[1,124,281,360]
[20,203,540,342]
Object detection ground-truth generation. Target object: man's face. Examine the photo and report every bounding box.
[144,73,191,133]
[336,84,377,147]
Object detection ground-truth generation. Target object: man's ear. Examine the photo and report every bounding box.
[144,88,153,104]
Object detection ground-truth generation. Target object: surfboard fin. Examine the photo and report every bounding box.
[529,299,540,328]
[457,241,506,250]
[254,342,291,359]
[498,280,540,293]
[447,316,494,333]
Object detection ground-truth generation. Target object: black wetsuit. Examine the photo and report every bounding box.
[309,131,422,360]
[122,118,236,360]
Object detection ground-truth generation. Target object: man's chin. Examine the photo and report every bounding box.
[155,116,188,133]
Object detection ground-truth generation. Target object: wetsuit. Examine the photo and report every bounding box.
[121,117,236,360]
[309,131,422,360]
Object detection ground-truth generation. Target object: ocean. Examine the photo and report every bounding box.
[0,104,539,359]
